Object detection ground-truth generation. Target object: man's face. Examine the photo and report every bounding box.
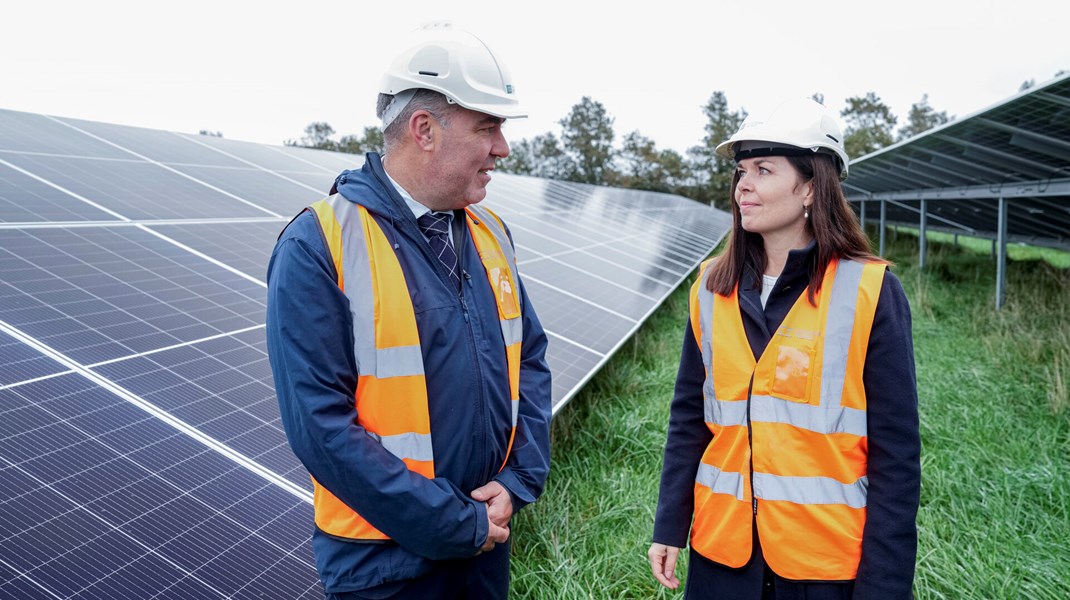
[426,107,510,210]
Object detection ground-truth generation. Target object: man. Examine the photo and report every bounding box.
[266,21,552,599]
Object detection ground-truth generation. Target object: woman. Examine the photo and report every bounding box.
[648,98,921,599]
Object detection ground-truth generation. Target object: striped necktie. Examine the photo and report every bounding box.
[417,212,461,290]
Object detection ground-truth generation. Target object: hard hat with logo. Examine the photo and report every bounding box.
[380,21,526,120]
[715,97,850,180]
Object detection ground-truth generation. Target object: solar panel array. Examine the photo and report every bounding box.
[0,107,730,598]
[845,72,1070,251]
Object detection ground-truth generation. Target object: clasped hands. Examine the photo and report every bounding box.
[471,480,512,553]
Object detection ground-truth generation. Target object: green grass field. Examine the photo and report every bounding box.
[510,232,1070,599]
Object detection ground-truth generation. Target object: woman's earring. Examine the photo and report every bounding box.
[804,207,810,219]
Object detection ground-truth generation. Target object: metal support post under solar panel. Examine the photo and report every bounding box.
[919,198,927,270]
[996,196,1007,310]
[860,199,866,231]
[879,200,886,257]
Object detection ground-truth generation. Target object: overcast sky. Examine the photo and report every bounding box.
[3,1,1067,157]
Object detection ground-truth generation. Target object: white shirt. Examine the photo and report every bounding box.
[760,274,778,309]
[384,171,455,245]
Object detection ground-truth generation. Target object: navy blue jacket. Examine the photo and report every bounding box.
[653,242,921,599]
[266,153,552,593]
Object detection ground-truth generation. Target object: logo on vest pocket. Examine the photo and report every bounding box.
[771,344,813,403]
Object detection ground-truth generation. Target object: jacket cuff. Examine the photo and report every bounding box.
[494,468,532,512]
[472,498,489,552]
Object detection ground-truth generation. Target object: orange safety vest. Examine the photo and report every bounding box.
[689,257,884,580]
[308,195,523,541]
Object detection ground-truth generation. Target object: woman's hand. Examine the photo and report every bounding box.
[647,543,682,589]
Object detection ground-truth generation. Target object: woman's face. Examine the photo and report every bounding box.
[734,155,813,244]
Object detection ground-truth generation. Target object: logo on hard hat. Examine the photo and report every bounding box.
[505,84,514,94]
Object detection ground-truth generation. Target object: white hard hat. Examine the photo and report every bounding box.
[380,21,526,120]
[715,97,850,179]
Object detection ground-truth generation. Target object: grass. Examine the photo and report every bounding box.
[510,231,1070,599]
[510,272,693,599]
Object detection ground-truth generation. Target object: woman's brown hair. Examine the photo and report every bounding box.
[705,152,884,304]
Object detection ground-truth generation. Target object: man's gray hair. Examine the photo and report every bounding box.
[377,89,457,154]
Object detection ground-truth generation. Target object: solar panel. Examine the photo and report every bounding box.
[846,72,1070,251]
[0,106,730,597]
[0,375,319,599]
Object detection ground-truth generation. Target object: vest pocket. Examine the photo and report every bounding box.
[770,344,813,403]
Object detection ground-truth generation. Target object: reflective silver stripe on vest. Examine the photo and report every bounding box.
[819,260,864,410]
[501,316,524,347]
[696,463,747,501]
[367,432,434,462]
[696,270,720,424]
[329,196,374,375]
[326,195,432,462]
[328,194,427,381]
[750,394,867,437]
[696,272,749,427]
[753,472,868,508]
[375,345,424,378]
[707,398,749,428]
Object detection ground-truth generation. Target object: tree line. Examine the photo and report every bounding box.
[496,91,957,208]
[251,72,1067,208]
[285,90,950,209]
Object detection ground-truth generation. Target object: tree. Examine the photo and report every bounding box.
[499,133,575,180]
[337,126,384,154]
[688,91,746,208]
[811,92,825,106]
[655,148,693,198]
[897,94,951,141]
[559,97,616,185]
[198,130,223,137]
[1020,79,1036,92]
[840,92,897,159]
[618,131,662,190]
[612,131,694,195]
[286,122,337,149]
[497,138,536,175]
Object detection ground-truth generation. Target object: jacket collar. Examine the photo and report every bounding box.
[737,239,818,337]
[740,239,818,294]
[330,152,471,263]
[333,152,411,221]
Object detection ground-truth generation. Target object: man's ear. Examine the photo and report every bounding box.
[409,111,435,151]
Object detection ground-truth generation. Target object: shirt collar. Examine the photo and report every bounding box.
[383,171,452,222]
